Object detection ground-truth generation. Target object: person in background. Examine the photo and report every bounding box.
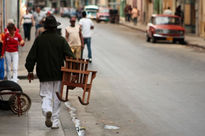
[65,16,84,59]
[164,7,173,15]
[36,11,52,37]
[0,33,4,80]
[33,7,45,37]
[20,9,35,41]
[175,5,184,24]
[124,4,129,22]
[3,23,25,82]
[131,6,139,25]
[127,5,132,22]
[25,15,75,129]
[76,8,82,21]
[79,11,94,63]
[4,19,19,34]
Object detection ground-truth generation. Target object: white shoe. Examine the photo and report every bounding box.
[51,123,59,129]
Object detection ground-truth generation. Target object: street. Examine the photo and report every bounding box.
[56,17,205,136]
[1,15,205,136]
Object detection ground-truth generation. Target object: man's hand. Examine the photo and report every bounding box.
[27,72,34,83]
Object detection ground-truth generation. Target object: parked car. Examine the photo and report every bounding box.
[146,14,185,43]
[84,5,99,19]
[109,9,119,24]
[60,7,70,18]
[96,7,110,23]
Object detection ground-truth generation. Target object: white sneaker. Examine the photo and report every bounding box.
[51,123,59,129]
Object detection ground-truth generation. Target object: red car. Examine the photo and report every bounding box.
[146,14,185,43]
[96,7,110,23]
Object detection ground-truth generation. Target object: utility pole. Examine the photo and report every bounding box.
[2,0,5,29]
[17,0,20,28]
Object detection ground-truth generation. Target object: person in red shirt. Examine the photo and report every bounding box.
[3,23,24,82]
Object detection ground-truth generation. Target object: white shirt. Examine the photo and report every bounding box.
[79,18,94,38]
[65,25,81,47]
[33,11,45,24]
[23,13,33,24]
[163,9,173,15]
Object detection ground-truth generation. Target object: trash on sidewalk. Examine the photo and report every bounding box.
[65,101,86,136]
[104,125,120,130]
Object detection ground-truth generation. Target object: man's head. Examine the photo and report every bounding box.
[82,11,86,18]
[70,16,76,27]
[43,15,61,29]
[36,7,41,13]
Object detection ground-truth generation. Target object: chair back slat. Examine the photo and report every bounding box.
[64,58,89,84]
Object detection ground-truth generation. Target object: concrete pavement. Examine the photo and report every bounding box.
[0,27,77,136]
[119,19,205,49]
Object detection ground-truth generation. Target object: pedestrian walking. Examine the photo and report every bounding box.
[79,11,94,62]
[131,7,139,25]
[127,5,132,22]
[175,5,184,24]
[33,7,45,37]
[124,4,129,22]
[65,17,84,59]
[4,19,19,34]
[36,11,52,37]
[25,15,75,129]
[0,33,4,80]
[20,9,35,41]
[2,23,25,82]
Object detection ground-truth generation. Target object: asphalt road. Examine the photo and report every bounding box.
[57,17,205,136]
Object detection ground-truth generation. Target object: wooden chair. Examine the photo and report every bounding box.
[56,57,97,105]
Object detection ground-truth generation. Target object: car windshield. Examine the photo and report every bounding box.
[154,16,181,25]
[99,9,109,13]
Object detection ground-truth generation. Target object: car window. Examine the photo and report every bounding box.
[155,17,181,25]
[99,9,109,13]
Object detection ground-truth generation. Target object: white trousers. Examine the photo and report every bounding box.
[5,51,19,82]
[40,81,61,126]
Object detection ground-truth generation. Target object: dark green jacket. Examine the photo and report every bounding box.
[25,30,75,82]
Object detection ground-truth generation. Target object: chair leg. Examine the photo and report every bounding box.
[56,84,69,102]
[78,88,89,105]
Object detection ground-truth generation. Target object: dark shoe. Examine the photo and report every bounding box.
[45,111,52,127]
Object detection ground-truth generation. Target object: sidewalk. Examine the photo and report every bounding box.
[0,27,77,136]
[119,19,205,49]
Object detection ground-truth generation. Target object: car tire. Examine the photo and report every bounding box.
[179,39,185,44]
[173,39,177,44]
[96,19,100,23]
[151,36,156,43]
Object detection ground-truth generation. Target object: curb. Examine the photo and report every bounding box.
[119,22,146,33]
[184,43,205,50]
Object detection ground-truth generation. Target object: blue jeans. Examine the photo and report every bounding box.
[35,24,42,36]
[83,38,92,59]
